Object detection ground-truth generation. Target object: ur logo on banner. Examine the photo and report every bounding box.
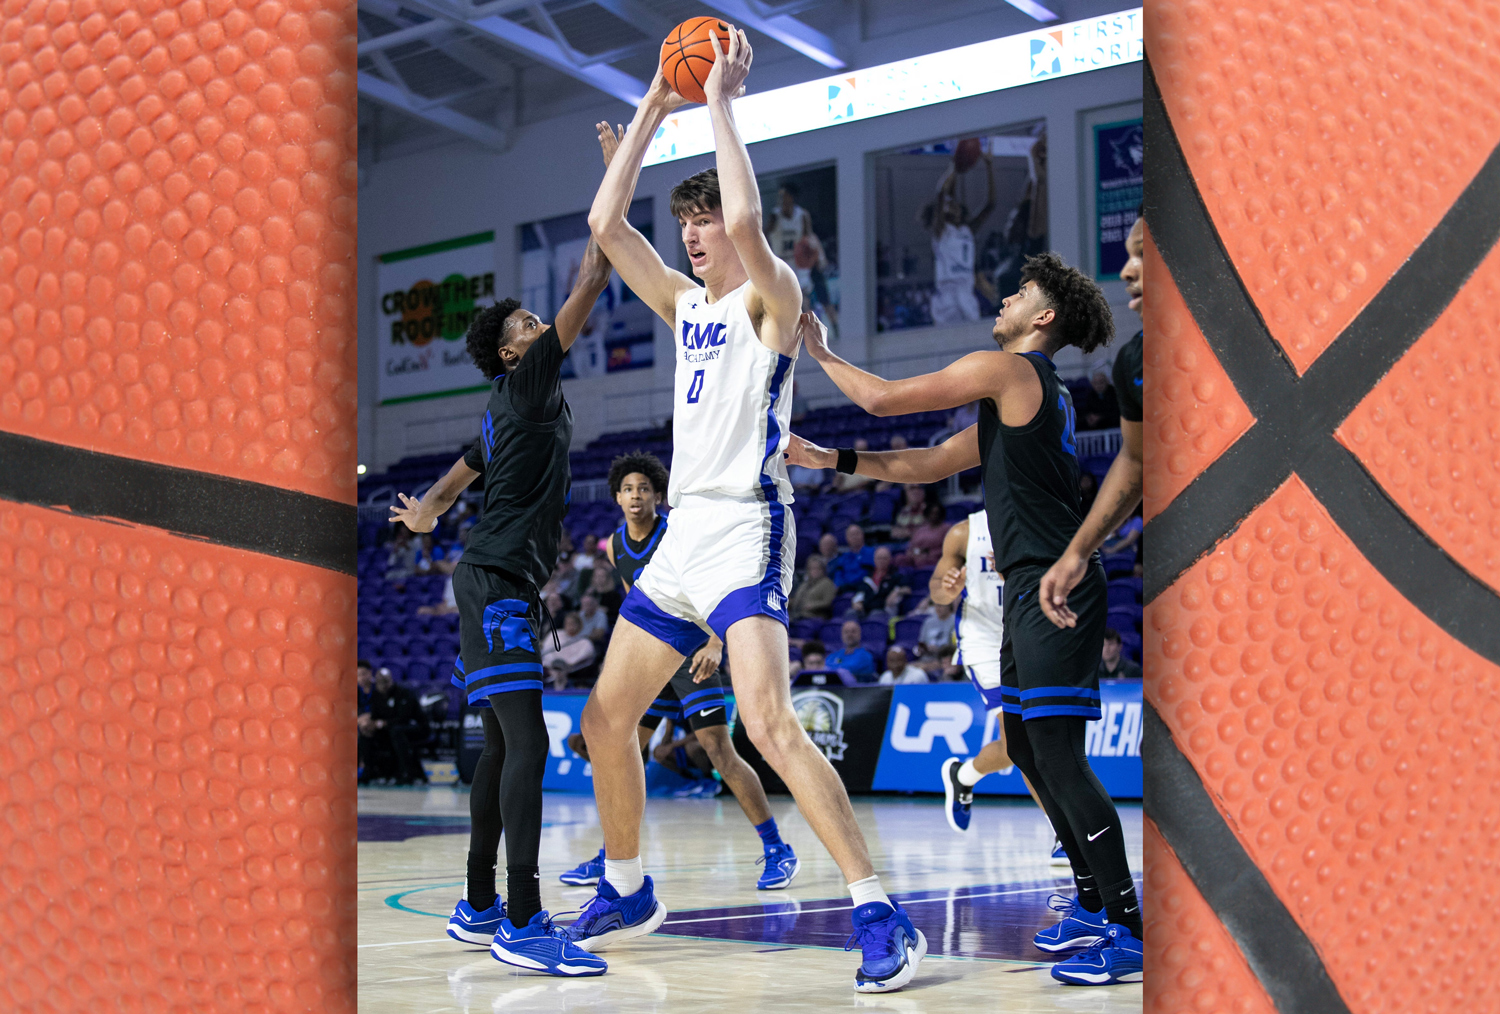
[889,702,972,754]
[793,689,849,761]
[1030,31,1064,78]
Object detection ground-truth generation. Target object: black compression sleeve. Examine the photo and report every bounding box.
[463,440,483,473]
[507,325,565,423]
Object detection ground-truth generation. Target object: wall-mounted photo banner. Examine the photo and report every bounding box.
[761,165,840,339]
[874,123,1045,333]
[376,231,498,405]
[1094,118,1143,281]
[520,199,656,379]
[644,9,1141,165]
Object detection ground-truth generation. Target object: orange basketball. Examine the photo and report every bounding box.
[661,16,732,104]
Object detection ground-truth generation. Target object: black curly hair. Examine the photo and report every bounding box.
[608,452,669,499]
[465,297,522,380]
[1020,253,1115,354]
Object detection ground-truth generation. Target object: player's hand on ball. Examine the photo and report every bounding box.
[796,310,829,359]
[596,121,625,166]
[784,433,834,470]
[1038,551,1087,628]
[690,641,721,682]
[389,493,437,533]
[644,63,691,113]
[704,26,751,104]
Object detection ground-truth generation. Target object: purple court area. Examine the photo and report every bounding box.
[358,814,476,842]
[658,879,1142,963]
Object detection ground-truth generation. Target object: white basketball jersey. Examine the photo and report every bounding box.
[956,509,1004,666]
[669,282,795,507]
[767,205,809,263]
[933,224,974,285]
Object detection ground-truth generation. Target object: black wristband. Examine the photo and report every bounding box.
[836,447,858,474]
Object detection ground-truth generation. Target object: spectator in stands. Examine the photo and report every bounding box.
[416,579,458,617]
[896,500,951,569]
[543,556,579,608]
[1096,628,1141,680]
[787,459,829,493]
[364,666,429,785]
[1102,509,1143,557]
[826,620,877,681]
[1080,370,1120,430]
[357,661,376,780]
[888,434,909,450]
[577,593,610,647]
[817,531,840,565]
[542,592,566,640]
[919,599,957,658]
[1078,471,1099,518]
[830,437,874,492]
[586,565,622,623]
[799,639,828,672]
[829,523,875,592]
[572,533,600,573]
[357,660,373,717]
[890,484,929,539]
[790,379,810,423]
[852,546,909,616]
[413,533,444,574]
[542,612,596,687]
[384,527,418,584]
[789,554,837,620]
[878,645,929,685]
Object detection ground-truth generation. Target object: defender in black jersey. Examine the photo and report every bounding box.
[559,452,799,891]
[785,252,1144,977]
[1039,210,1146,631]
[387,236,613,974]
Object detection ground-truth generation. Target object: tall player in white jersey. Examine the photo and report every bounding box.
[568,26,926,993]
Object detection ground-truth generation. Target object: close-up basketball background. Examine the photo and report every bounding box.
[1144,2,1500,1013]
[0,1,358,1011]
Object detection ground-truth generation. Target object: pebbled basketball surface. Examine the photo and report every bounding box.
[1145,2,1500,1013]
[0,1,357,1011]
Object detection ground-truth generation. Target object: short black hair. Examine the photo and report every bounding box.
[802,639,826,657]
[608,452,669,498]
[1103,627,1121,644]
[1020,253,1115,354]
[466,298,522,380]
[670,168,721,220]
[357,659,372,671]
[779,180,800,198]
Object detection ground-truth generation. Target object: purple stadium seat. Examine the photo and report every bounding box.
[1107,605,1142,633]
[818,621,845,647]
[894,618,924,645]
[860,620,888,650]
[1102,552,1137,578]
[790,618,823,640]
[1106,583,1139,608]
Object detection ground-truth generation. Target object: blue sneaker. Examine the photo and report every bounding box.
[560,848,605,886]
[756,843,800,890]
[562,876,668,952]
[1032,894,1107,953]
[846,902,927,993]
[447,897,506,945]
[1050,839,1071,867]
[1050,923,1143,984]
[941,757,972,833]
[490,909,607,976]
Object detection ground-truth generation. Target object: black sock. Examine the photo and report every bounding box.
[466,852,498,911]
[507,864,541,927]
[1074,870,1102,913]
[1101,875,1143,938]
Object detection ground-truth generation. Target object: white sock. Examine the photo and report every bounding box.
[604,856,644,896]
[957,759,984,787]
[848,874,892,910]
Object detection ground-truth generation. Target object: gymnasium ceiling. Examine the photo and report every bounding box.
[357,0,1137,163]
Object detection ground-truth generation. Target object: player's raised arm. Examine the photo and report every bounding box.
[587,71,697,325]
[928,520,969,606]
[702,27,803,354]
[551,237,613,352]
[796,311,1022,417]
[785,424,979,486]
[389,454,480,532]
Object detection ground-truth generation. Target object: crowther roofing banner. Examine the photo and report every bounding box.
[376,231,498,404]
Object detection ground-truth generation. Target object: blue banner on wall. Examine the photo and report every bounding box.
[539,692,594,792]
[870,679,1141,798]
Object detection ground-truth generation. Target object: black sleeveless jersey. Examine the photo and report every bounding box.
[978,351,1087,573]
[1114,330,1143,423]
[459,328,572,589]
[610,514,667,590]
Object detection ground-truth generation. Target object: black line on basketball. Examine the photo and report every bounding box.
[1143,57,1500,658]
[0,429,357,575]
[1143,702,1355,1014]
